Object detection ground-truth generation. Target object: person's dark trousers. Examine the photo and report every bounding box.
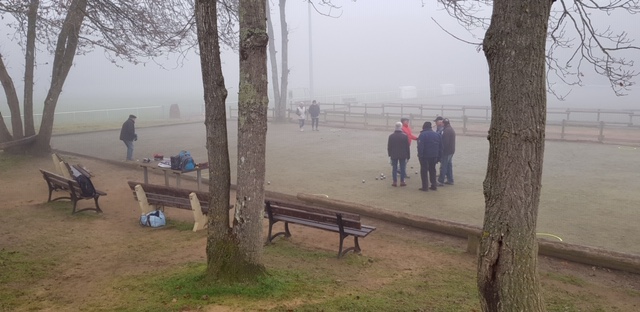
[420,157,438,190]
[311,117,319,130]
[426,157,438,189]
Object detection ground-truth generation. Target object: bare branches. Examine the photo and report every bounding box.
[436,0,640,97]
[549,0,640,95]
[307,0,343,18]
[1,0,240,68]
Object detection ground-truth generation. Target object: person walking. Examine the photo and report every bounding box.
[119,114,137,161]
[296,102,307,131]
[417,121,442,191]
[388,122,410,187]
[438,118,456,186]
[400,117,418,178]
[309,100,320,131]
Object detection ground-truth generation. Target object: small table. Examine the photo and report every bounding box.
[139,161,207,190]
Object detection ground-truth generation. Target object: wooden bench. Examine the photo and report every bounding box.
[39,169,106,214]
[127,181,211,232]
[265,200,376,258]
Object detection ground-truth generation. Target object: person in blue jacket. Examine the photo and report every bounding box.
[417,121,442,191]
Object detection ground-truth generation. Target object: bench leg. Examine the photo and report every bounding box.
[337,235,362,258]
[134,185,154,215]
[267,221,292,243]
[189,192,208,232]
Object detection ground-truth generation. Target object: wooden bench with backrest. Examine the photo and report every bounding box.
[39,169,106,214]
[265,200,376,258]
[127,181,211,231]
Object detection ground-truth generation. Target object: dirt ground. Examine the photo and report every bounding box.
[2,154,640,311]
[51,121,640,255]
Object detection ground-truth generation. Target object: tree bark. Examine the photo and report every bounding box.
[23,0,39,137]
[0,53,23,141]
[266,0,282,121]
[233,0,269,278]
[196,0,248,283]
[31,0,87,155]
[478,1,552,311]
[277,0,289,120]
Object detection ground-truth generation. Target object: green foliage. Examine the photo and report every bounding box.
[544,272,586,287]
[165,219,194,231]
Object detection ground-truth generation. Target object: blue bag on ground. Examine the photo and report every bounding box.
[140,210,166,228]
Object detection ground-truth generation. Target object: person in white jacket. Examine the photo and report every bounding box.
[296,103,307,131]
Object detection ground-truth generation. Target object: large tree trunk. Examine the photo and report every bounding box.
[277,0,289,120]
[195,0,239,283]
[23,0,40,137]
[31,0,87,155]
[266,0,282,122]
[0,54,23,142]
[232,0,269,279]
[478,1,553,311]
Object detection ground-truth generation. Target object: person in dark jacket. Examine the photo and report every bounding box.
[119,114,137,161]
[308,100,320,131]
[388,122,410,187]
[417,121,442,191]
[438,118,456,186]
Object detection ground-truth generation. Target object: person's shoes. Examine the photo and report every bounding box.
[392,183,397,187]
[300,128,304,132]
[445,181,454,185]
[429,186,438,191]
[437,182,444,186]
[405,176,410,179]
[400,182,406,187]
[419,188,428,192]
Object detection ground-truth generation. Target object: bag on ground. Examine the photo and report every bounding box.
[140,210,166,228]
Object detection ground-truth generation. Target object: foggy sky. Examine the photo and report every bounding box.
[1,0,639,114]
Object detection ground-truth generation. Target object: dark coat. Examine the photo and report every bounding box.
[119,118,136,141]
[417,128,442,159]
[388,130,410,160]
[308,103,320,118]
[442,125,456,155]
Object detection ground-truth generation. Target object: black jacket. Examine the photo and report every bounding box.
[119,118,136,141]
[388,130,410,160]
[308,103,320,118]
[442,125,456,155]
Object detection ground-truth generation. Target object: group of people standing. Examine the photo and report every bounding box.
[387,116,456,191]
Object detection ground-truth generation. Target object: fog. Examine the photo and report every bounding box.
[1,1,639,119]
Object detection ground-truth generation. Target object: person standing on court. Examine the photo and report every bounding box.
[119,114,137,161]
[401,117,418,178]
[308,100,320,131]
[434,116,445,136]
[438,118,456,186]
[296,102,307,131]
[417,121,442,191]
[388,122,410,187]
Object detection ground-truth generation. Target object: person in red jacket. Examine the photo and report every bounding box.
[400,117,418,178]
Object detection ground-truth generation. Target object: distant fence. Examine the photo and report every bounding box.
[227,103,640,146]
[2,106,165,125]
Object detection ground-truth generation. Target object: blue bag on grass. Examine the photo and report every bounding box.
[140,210,166,228]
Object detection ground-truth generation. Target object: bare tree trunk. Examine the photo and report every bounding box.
[478,1,552,311]
[277,0,289,120]
[232,0,269,278]
[31,0,87,155]
[0,54,23,141]
[266,0,282,121]
[196,0,242,283]
[23,0,39,137]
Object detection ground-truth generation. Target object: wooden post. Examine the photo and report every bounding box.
[561,119,566,139]
[598,121,605,142]
[189,192,208,232]
[463,115,468,134]
[134,185,155,215]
